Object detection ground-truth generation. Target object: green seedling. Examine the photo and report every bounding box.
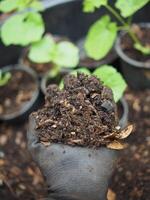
[60,65,127,102]
[0,0,44,46]
[0,70,11,86]
[83,0,150,60]
[29,34,79,70]
[0,0,43,13]
[93,65,127,102]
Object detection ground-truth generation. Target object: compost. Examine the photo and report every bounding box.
[32,74,120,147]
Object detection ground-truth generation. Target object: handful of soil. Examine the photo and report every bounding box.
[32,74,132,148]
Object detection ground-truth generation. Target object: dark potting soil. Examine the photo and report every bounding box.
[0,70,36,116]
[32,74,121,147]
[121,26,150,63]
[77,38,117,68]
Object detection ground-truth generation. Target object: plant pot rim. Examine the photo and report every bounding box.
[119,97,128,129]
[41,68,72,94]
[42,0,78,9]
[0,64,40,121]
[115,22,150,69]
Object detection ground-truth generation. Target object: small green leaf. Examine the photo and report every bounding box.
[85,15,117,60]
[53,41,79,68]
[0,70,11,86]
[0,0,43,13]
[83,0,107,12]
[93,65,127,102]
[29,35,56,63]
[1,12,44,46]
[71,67,91,76]
[59,79,64,90]
[115,0,150,18]
[134,43,150,55]
[48,64,60,78]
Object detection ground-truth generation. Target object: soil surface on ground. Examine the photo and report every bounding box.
[121,26,150,63]
[0,70,36,116]
[33,74,119,147]
[0,89,149,200]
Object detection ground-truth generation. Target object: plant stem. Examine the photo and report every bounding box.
[104,4,126,25]
[104,5,143,47]
[127,16,132,26]
[128,29,140,44]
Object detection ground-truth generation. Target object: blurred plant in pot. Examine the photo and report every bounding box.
[0,0,44,68]
[0,1,79,76]
[0,0,44,48]
[0,0,44,67]
[83,0,150,61]
[28,34,79,76]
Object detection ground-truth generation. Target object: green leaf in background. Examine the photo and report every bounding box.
[83,0,107,12]
[1,12,44,46]
[0,0,43,13]
[29,0,43,11]
[85,15,117,60]
[0,0,19,13]
[134,43,150,55]
[53,41,79,68]
[115,0,150,18]
[29,35,56,63]
[0,70,11,86]
[93,65,127,102]
[59,67,91,90]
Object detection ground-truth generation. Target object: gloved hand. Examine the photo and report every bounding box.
[27,115,119,200]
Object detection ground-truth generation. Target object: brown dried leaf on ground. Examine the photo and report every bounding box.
[107,188,116,200]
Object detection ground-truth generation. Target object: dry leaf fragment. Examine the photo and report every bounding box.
[116,125,133,139]
[107,140,127,150]
[107,188,116,200]
[41,141,51,146]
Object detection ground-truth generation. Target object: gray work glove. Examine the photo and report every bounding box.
[27,115,119,200]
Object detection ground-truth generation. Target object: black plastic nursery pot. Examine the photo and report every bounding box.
[115,23,150,90]
[0,42,22,69]
[0,65,40,122]
[0,15,22,68]
[42,0,118,69]
[41,68,71,94]
[118,98,128,129]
